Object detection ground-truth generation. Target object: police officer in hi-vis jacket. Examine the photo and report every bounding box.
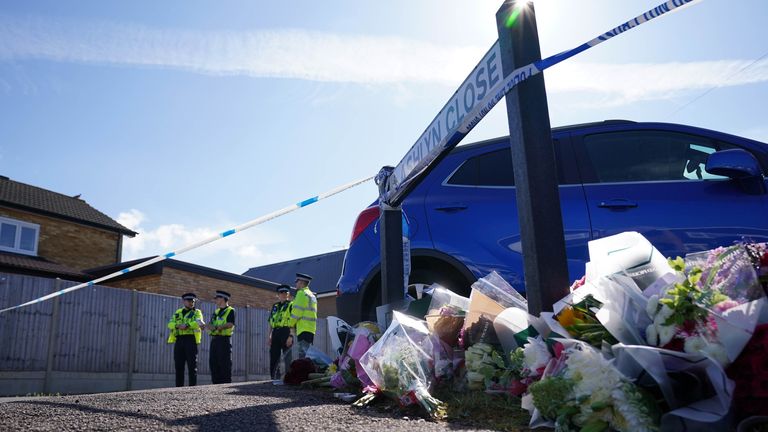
[289,273,317,359]
[167,292,205,387]
[206,290,235,384]
[268,284,294,380]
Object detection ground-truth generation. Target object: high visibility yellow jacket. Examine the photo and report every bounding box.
[167,307,204,344]
[269,301,293,328]
[209,306,235,336]
[289,287,317,335]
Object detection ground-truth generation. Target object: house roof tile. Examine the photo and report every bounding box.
[0,176,136,236]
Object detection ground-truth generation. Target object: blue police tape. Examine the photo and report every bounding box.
[0,175,374,314]
[383,0,701,205]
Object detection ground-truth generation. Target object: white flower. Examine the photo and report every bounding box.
[565,347,623,403]
[656,305,674,322]
[523,339,551,373]
[645,295,659,317]
[657,324,677,347]
[611,384,659,432]
[683,335,707,354]
[683,337,729,366]
[645,324,658,346]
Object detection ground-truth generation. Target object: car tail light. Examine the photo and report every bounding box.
[350,206,379,243]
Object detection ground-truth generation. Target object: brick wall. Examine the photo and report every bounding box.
[107,274,162,293]
[317,295,337,318]
[0,207,121,270]
[158,268,275,309]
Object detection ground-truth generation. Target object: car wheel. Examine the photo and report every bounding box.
[407,267,470,298]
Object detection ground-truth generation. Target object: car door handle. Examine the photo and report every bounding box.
[598,199,638,209]
[435,204,468,212]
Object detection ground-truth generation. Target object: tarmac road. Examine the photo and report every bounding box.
[0,381,497,432]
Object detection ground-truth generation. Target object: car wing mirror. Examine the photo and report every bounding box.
[707,149,762,178]
[706,148,766,194]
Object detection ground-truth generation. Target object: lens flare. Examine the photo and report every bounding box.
[505,1,531,28]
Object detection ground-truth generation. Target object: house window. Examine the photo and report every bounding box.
[0,216,40,256]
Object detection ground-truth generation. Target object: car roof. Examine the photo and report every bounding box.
[449,120,768,155]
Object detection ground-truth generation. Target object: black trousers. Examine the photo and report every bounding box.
[173,335,198,387]
[269,327,291,379]
[210,336,232,384]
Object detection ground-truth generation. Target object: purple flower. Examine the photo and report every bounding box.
[713,299,740,313]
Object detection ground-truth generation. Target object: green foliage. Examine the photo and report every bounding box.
[434,387,532,431]
[529,376,574,420]
[662,257,727,326]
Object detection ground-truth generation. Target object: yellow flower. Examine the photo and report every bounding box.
[556,306,584,327]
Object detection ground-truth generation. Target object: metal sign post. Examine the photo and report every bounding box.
[376,168,406,308]
[496,1,569,314]
[379,204,405,307]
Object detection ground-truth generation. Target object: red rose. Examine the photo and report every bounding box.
[662,337,685,352]
[727,323,768,418]
[509,380,528,396]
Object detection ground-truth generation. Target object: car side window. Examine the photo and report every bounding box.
[446,139,572,187]
[582,131,736,183]
[447,148,515,186]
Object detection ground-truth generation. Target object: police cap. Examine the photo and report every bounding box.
[295,273,313,283]
[181,293,197,301]
[276,284,291,293]
[214,290,231,300]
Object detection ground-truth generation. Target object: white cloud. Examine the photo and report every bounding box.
[545,59,768,106]
[1,15,767,106]
[116,209,291,273]
[0,14,478,86]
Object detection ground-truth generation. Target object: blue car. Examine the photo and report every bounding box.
[336,120,768,324]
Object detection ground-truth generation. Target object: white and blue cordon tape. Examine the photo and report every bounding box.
[384,0,701,204]
[0,176,374,314]
[1,0,702,313]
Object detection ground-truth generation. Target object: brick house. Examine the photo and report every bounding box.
[0,176,280,308]
[0,176,136,280]
[87,258,280,309]
[243,250,344,317]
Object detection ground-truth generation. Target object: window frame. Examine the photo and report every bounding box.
[441,137,578,188]
[573,128,752,185]
[443,148,516,189]
[0,216,40,256]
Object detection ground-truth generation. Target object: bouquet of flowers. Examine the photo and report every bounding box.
[644,257,729,364]
[359,311,445,418]
[645,244,766,366]
[526,341,660,432]
[556,294,618,348]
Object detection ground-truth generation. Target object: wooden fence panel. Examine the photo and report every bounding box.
[1,274,337,379]
[0,274,55,371]
[54,281,132,372]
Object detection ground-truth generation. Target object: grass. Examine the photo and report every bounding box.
[434,387,532,431]
[349,386,532,431]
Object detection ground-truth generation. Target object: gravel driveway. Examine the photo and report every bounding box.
[0,381,499,432]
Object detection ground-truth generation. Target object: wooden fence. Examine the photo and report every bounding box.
[0,273,332,395]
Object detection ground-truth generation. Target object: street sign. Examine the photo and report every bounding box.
[384,41,503,206]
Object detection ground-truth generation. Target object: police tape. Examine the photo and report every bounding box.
[384,0,702,204]
[0,176,374,314]
[460,0,701,133]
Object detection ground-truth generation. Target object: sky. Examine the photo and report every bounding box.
[1,0,767,277]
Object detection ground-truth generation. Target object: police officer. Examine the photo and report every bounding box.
[289,273,317,359]
[206,290,235,384]
[268,284,294,380]
[167,293,205,387]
